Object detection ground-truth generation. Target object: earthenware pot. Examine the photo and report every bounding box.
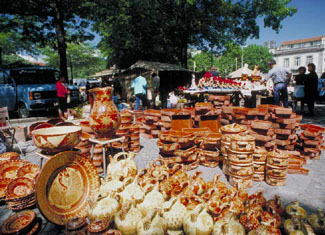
[88,86,121,137]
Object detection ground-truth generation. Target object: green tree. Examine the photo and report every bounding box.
[0,16,39,65]
[90,0,296,68]
[41,43,106,78]
[243,44,274,73]
[1,0,93,79]
[188,51,217,72]
[215,43,242,77]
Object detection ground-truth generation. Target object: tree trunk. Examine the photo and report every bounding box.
[53,0,68,81]
[0,47,2,66]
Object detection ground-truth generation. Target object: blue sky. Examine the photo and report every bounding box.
[246,0,325,46]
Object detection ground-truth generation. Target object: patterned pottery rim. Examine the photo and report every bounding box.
[35,151,100,226]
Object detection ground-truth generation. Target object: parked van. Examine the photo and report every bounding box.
[0,65,80,118]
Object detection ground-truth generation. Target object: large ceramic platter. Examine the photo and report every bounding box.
[35,151,100,225]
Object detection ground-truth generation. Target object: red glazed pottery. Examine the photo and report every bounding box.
[88,86,121,137]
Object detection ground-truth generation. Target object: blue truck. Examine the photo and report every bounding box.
[0,65,80,118]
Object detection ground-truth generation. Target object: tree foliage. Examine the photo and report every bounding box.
[41,43,106,78]
[243,44,274,73]
[188,51,217,72]
[89,0,296,68]
[1,0,93,79]
[215,43,242,77]
[215,43,274,77]
[0,15,40,65]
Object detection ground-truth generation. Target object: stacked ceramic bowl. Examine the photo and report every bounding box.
[266,150,289,186]
[199,133,222,167]
[1,210,42,235]
[220,124,247,174]
[227,133,255,188]
[252,147,268,181]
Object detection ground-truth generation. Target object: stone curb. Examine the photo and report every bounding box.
[10,117,49,124]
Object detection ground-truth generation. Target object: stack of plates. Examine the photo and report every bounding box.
[5,177,36,211]
[1,210,42,235]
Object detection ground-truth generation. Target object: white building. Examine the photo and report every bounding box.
[273,35,325,76]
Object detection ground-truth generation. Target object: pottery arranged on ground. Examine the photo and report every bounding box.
[0,152,39,211]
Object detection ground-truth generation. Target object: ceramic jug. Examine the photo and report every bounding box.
[88,86,120,137]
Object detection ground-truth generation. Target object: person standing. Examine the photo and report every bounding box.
[56,76,70,119]
[304,63,318,116]
[152,73,160,109]
[131,73,147,110]
[292,66,307,113]
[261,59,292,107]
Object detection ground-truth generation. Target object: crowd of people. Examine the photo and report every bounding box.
[55,62,325,117]
[261,59,322,116]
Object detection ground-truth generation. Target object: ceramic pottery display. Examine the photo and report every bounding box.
[32,126,82,153]
[88,86,121,137]
[36,151,100,225]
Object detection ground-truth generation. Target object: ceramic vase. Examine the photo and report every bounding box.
[88,86,120,137]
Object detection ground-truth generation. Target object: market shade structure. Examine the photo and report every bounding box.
[228,67,254,79]
[129,60,191,72]
[119,60,192,108]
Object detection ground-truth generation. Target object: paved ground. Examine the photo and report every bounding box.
[1,104,325,234]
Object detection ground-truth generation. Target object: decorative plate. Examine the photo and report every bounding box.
[27,217,42,235]
[0,152,20,161]
[0,178,12,200]
[87,219,109,234]
[36,151,100,226]
[5,177,35,200]
[17,164,39,180]
[66,217,87,231]
[1,210,36,235]
[103,230,122,235]
[0,160,26,179]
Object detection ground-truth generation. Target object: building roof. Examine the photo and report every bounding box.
[129,60,190,72]
[281,35,325,46]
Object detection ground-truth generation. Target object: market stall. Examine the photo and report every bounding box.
[0,85,324,235]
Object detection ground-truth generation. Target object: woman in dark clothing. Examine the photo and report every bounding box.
[304,63,318,116]
[293,66,307,113]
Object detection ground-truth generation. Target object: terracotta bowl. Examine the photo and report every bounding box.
[32,126,82,153]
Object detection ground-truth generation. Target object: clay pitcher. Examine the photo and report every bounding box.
[88,86,121,137]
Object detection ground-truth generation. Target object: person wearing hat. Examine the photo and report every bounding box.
[210,66,219,77]
[261,59,292,107]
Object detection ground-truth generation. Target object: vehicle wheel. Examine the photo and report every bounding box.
[18,103,30,118]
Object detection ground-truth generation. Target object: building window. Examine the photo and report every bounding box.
[306,55,313,65]
[284,58,290,68]
[294,57,301,67]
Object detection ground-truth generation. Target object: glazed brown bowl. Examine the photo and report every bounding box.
[32,126,82,153]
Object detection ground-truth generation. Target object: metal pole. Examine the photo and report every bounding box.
[236,57,238,70]
[241,47,243,68]
[211,45,213,68]
[69,54,73,83]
